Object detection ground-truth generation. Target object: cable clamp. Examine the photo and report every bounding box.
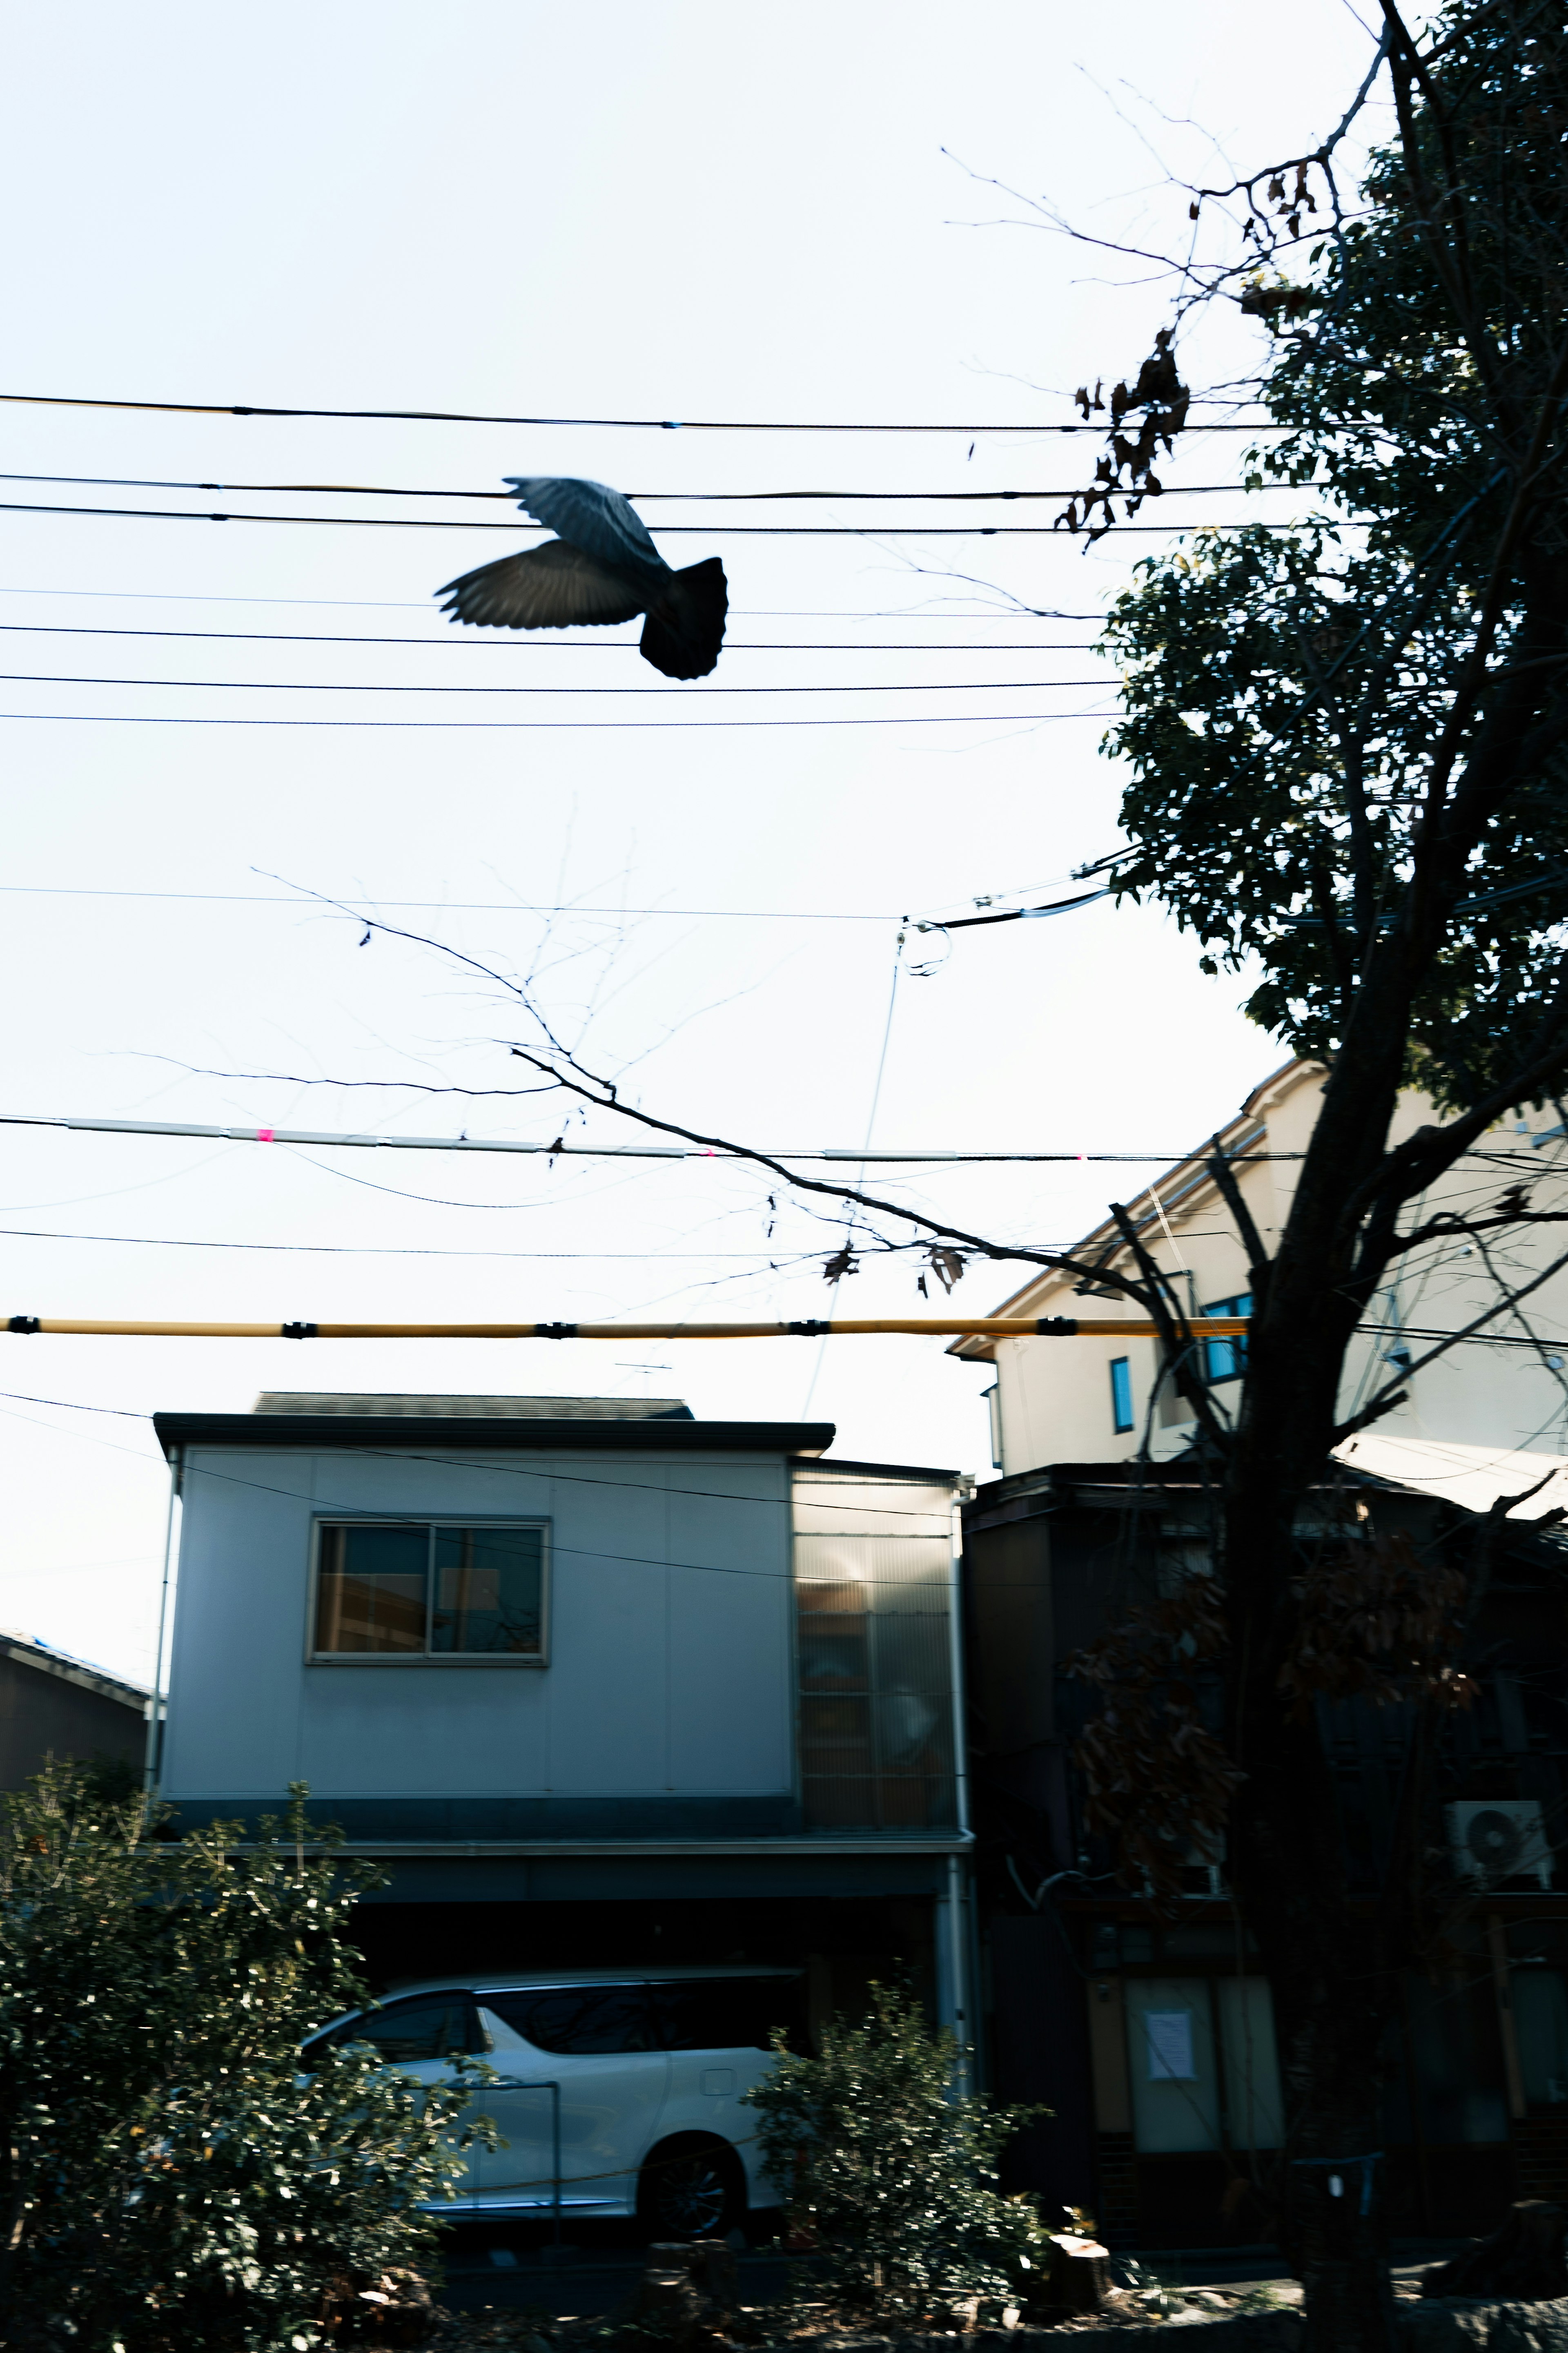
[7,1315,38,1335]
[535,1323,578,1340]
[1036,1316,1079,1335]
[788,1320,831,1337]
[281,1322,318,1340]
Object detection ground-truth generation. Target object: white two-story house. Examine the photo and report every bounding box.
[151,1392,974,2041]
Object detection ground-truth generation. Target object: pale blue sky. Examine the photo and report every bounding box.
[0,0,1391,1679]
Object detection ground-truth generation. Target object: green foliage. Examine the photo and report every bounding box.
[0,1764,486,2353]
[742,1983,1050,2323]
[1101,4,1568,1113]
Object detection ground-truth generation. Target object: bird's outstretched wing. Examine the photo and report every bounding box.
[503,477,668,590]
[437,538,645,630]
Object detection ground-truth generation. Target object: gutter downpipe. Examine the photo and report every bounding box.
[947,1489,975,2097]
[142,1443,183,1811]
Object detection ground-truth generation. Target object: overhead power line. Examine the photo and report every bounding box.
[0,625,1109,652]
[0,470,1282,502]
[0,1225,806,1262]
[0,586,1116,620]
[0,1109,1302,1165]
[0,881,905,918]
[0,390,1287,433]
[922,889,1111,930]
[0,883,902,917]
[0,879,1104,923]
[0,670,1109,698]
[0,1313,1250,1341]
[0,708,1114,731]
[0,496,1307,537]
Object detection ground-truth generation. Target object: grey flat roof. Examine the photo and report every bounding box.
[154,1413,834,1459]
[253,1392,693,1420]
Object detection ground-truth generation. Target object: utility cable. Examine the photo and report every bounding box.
[0,707,1115,730]
[0,496,1311,536]
[0,469,1287,502]
[0,1225,821,1262]
[0,390,1290,432]
[0,669,1109,697]
[0,624,1110,652]
[0,882,906,918]
[919,888,1111,930]
[0,586,1116,620]
[0,1109,1307,1164]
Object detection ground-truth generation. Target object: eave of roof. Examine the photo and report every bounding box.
[0,1629,149,1708]
[152,1413,835,1460]
[795,1454,964,1485]
[947,1055,1321,1363]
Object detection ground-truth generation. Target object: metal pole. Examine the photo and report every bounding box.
[947,1851,973,2101]
[945,1493,976,2095]
[551,2081,561,2247]
[142,1443,182,1810]
[1,1313,1250,1342]
[947,1496,970,1841]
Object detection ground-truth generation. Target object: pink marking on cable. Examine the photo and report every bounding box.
[257,1128,276,1142]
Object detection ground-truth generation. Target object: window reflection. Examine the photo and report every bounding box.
[313,1522,545,1659]
[793,1475,957,1832]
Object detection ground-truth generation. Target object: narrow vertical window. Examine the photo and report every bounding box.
[1202,1292,1252,1383]
[793,1472,957,1833]
[1110,1356,1135,1434]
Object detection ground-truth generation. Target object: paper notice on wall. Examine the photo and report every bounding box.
[1145,2008,1196,2081]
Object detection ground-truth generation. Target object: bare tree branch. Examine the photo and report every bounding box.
[1333,1238,1568,1441]
[507,1038,1157,1305]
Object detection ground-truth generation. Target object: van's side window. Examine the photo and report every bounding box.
[304,1993,482,2065]
[485,1984,658,2054]
[650,1977,805,2052]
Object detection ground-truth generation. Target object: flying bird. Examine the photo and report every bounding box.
[437,477,728,679]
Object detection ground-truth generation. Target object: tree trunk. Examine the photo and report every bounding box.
[1219,1034,1421,2351]
[1229,1696,1403,2353]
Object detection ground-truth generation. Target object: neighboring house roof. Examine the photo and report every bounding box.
[0,1626,149,1711]
[948,1055,1319,1363]
[252,1392,695,1419]
[1334,1432,1568,1521]
[967,1440,1568,1530]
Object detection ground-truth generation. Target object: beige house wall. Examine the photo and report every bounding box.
[960,1059,1568,1475]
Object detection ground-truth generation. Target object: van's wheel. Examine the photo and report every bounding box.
[637,2134,744,2239]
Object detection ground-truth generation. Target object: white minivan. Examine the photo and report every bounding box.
[302,1965,806,2236]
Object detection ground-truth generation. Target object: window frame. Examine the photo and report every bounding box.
[1110,1355,1135,1434]
[306,1514,551,1668]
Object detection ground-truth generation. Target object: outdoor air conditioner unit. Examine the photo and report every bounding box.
[1185,1838,1226,1899]
[1446,1799,1554,1889]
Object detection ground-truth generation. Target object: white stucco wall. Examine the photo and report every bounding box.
[977,1063,1568,1475]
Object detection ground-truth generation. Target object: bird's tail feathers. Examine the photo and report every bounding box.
[639,558,728,680]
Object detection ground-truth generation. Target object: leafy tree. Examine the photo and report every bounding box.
[742,1984,1049,2325]
[0,1765,484,2353]
[1045,4,1568,2344]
